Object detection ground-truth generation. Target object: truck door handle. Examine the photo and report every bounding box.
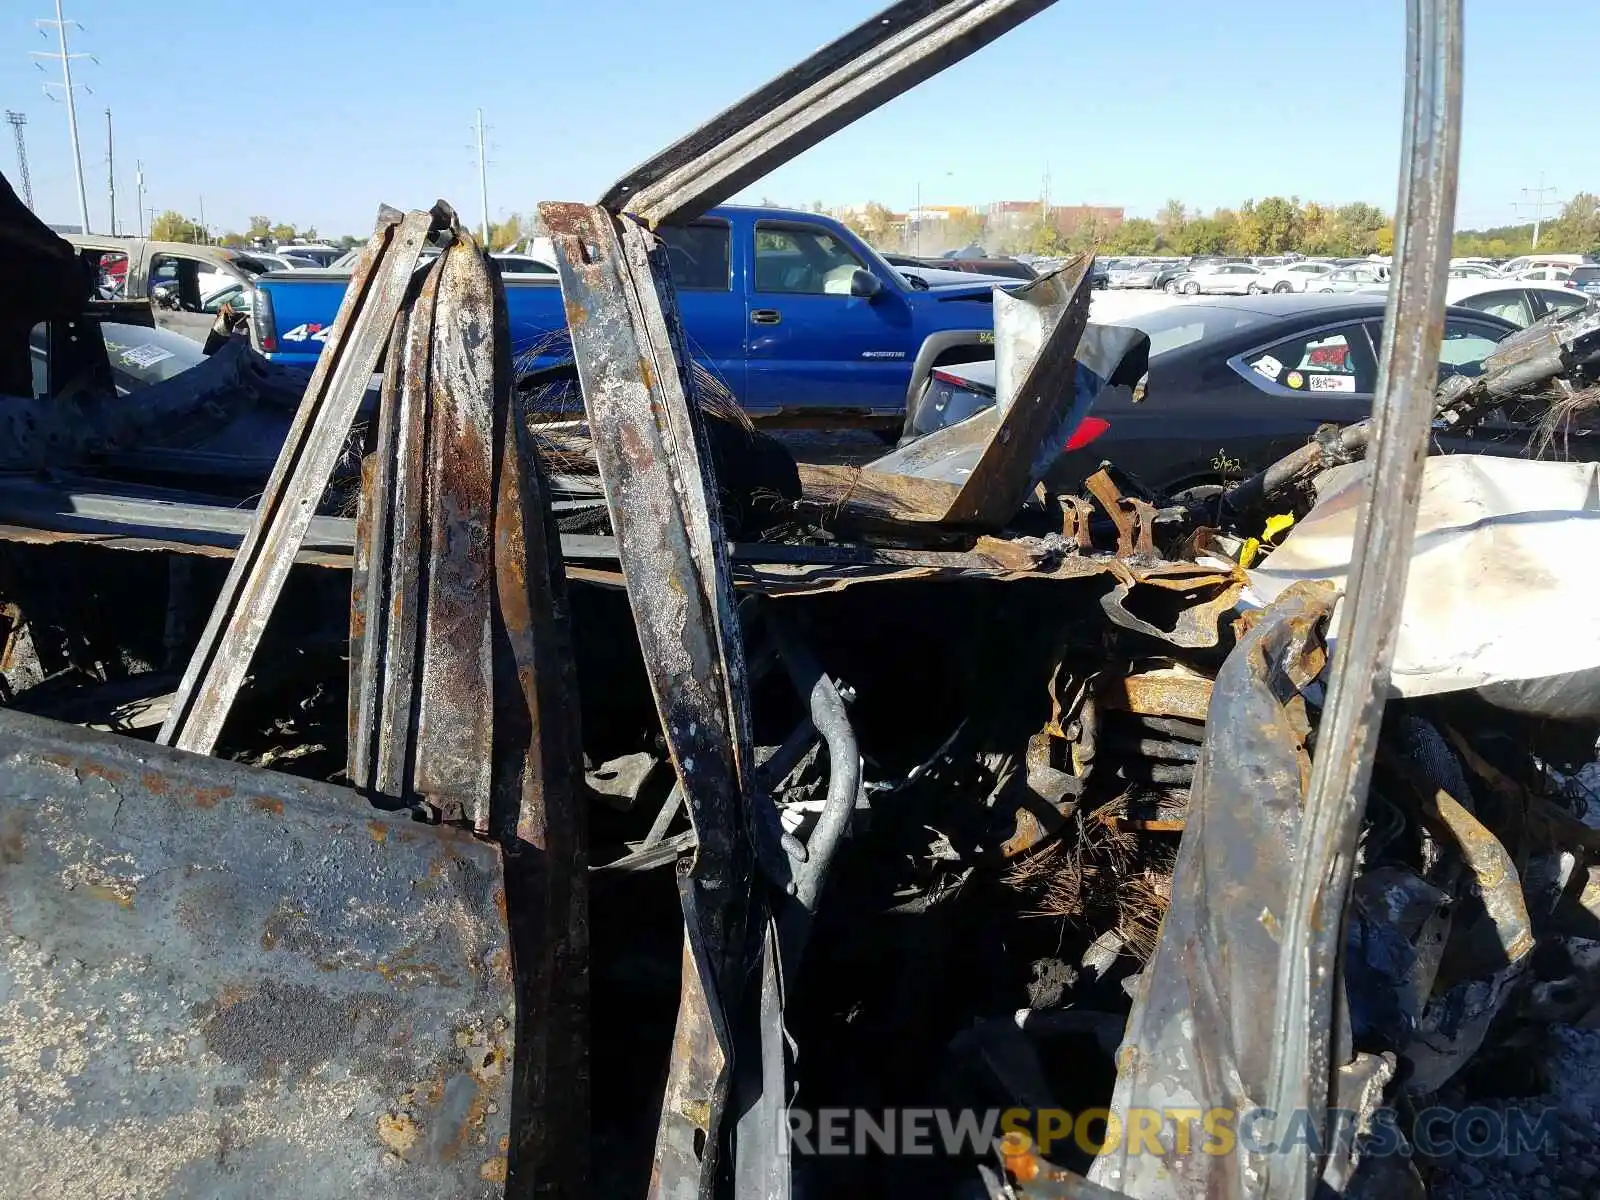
[751,309,782,325]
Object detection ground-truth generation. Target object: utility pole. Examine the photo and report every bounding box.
[33,0,96,235]
[4,112,32,210]
[135,161,144,237]
[474,108,490,247]
[104,107,114,235]
[198,194,207,244]
[1513,172,1560,250]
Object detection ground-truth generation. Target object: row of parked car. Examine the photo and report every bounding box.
[1097,251,1600,301]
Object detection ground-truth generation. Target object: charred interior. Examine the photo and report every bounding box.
[6,2,1600,1199]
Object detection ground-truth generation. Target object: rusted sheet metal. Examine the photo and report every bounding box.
[601,0,1059,226]
[413,241,497,830]
[541,200,754,1200]
[1262,2,1462,1193]
[860,255,1094,529]
[1097,668,1213,723]
[1088,581,1337,1200]
[1100,560,1248,650]
[158,205,442,757]
[0,707,515,1198]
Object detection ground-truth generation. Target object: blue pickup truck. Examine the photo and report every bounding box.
[252,206,1015,426]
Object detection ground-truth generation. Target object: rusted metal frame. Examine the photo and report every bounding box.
[492,290,591,1195]
[1262,3,1462,1196]
[1083,468,1137,556]
[412,241,498,831]
[1125,498,1156,557]
[601,0,1061,226]
[157,205,441,755]
[347,304,410,790]
[541,201,755,1200]
[374,263,444,799]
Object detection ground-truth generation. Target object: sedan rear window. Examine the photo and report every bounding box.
[1108,304,1274,358]
[1571,266,1600,284]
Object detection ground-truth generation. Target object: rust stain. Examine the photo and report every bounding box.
[219,984,247,1009]
[86,882,135,909]
[249,796,284,816]
[368,821,389,844]
[376,1112,420,1158]
[141,770,169,796]
[40,752,130,785]
[1100,671,1214,723]
[480,1157,508,1183]
[492,886,507,924]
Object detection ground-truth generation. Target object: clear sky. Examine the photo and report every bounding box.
[3,0,1590,238]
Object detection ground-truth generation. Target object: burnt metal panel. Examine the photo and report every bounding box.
[601,0,1059,226]
[541,200,755,1200]
[158,205,442,757]
[0,708,515,1197]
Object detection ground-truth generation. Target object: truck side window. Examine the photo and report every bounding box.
[754,222,866,295]
[656,222,730,291]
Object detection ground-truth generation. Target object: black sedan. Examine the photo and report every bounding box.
[909,295,1537,495]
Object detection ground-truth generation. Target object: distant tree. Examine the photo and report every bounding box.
[334,234,362,250]
[1333,202,1387,256]
[488,212,525,251]
[247,215,271,241]
[811,200,825,214]
[1376,224,1395,256]
[945,210,985,249]
[1155,199,1188,245]
[1546,192,1600,254]
[269,223,298,244]
[841,201,896,249]
[151,210,204,243]
[219,232,246,248]
[1106,217,1158,255]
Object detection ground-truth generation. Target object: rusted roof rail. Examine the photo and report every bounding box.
[600,0,1059,226]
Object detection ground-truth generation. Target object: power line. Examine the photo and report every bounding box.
[4,112,32,210]
[32,0,97,234]
[1512,172,1560,250]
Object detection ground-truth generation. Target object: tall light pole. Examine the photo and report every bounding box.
[475,108,491,247]
[4,112,32,210]
[104,107,115,234]
[33,0,96,234]
[135,161,145,237]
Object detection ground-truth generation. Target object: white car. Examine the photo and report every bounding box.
[1510,266,1571,283]
[1253,261,1336,293]
[1309,264,1390,293]
[1167,263,1267,295]
[1444,279,1592,328]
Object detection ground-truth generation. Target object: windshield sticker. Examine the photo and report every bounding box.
[1308,373,1356,392]
[1285,370,1305,389]
[120,344,175,370]
[1251,354,1283,380]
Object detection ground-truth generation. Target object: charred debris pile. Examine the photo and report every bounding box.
[6,1,1600,1197]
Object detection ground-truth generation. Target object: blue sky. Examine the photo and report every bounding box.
[3,0,1589,238]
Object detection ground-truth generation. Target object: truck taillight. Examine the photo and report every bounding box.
[253,285,277,353]
[1065,416,1110,451]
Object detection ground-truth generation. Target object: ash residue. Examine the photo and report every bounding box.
[202,980,404,1084]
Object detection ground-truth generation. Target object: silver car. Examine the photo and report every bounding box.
[1117,260,1168,289]
[1167,262,1267,295]
[1309,264,1390,293]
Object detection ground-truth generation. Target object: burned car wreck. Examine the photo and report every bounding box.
[6,2,1600,1199]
